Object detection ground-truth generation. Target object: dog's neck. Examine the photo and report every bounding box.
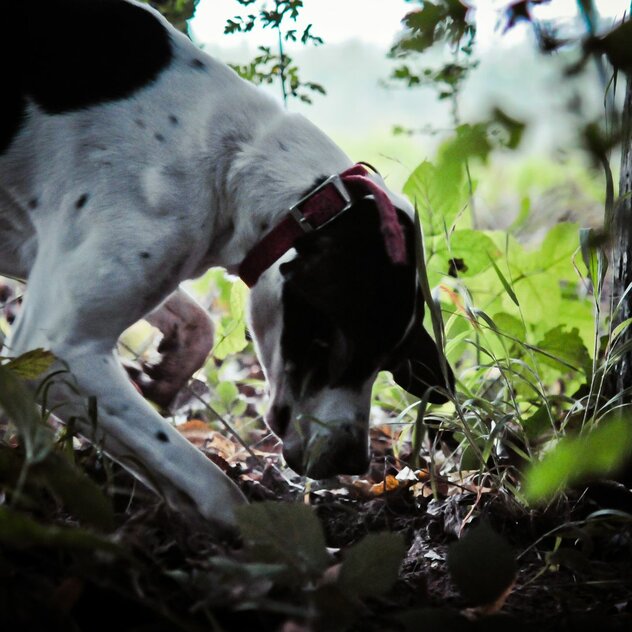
[207,109,352,276]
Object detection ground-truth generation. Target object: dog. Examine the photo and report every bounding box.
[0,0,454,530]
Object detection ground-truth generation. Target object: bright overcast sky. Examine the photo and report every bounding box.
[191,0,631,50]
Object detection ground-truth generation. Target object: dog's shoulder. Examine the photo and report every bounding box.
[1,0,175,154]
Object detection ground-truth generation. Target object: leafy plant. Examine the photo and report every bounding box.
[225,0,325,105]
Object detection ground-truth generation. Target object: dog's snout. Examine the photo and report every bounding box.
[305,433,370,479]
[282,419,370,480]
[269,404,291,437]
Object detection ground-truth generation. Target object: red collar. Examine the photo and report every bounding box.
[238,163,407,287]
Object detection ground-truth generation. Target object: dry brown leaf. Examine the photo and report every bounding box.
[369,475,400,496]
[178,419,213,448]
[205,432,237,459]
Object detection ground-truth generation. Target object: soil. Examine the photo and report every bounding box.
[1,422,631,632]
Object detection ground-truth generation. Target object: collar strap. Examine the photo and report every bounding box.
[238,163,407,287]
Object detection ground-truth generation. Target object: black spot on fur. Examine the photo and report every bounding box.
[155,132,165,142]
[168,114,178,125]
[1,1,172,153]
[156,431,169,443]
[27,197,39,210]
[278,140,288,152]
[191,58,206,70]
[75,193,89,209]
[139,251,151,259]
[135,119,147,129]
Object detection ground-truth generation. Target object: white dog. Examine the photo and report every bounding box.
[0,0,453,529]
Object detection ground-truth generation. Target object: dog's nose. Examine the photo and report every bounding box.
[302,422,370,480]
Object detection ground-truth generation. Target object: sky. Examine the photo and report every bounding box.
[190,0,632,52]
[188,1,632,188]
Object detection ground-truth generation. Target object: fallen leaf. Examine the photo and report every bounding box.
[369,475,400,496]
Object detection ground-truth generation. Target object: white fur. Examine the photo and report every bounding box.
[0,1,410,527]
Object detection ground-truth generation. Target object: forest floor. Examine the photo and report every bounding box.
[2,413,632,632]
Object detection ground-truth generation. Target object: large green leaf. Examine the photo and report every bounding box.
[524,416,632,502]
[537,222,580,282]
[404,160,469,236]
[237,502,330,583]
[534,325,591,375]
[447,521,516,606]
[338,532,406,598]
[429,229,500,279]
[508,272,561,326]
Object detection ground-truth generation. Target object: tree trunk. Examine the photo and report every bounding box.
[607,73,632,400]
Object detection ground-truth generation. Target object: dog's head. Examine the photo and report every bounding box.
[246,181,454,479]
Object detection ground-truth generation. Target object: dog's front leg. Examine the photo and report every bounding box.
[7,262,246,530]
[59,350,247,529]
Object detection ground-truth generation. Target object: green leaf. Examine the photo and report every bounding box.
[538,223,580,282]
[0,505,124,555]
[4,349,56,380]
[34,452,115,531]
[237,502,330,582]
[0,366,53,464]
[522,405,554,441]
[524,416,632,502]
[213,279,249,360]
[431,229,500,277]
[511,272,561,325]
[216,381,239,406]
[404,160,468,236]
[492,312,526,341]
[447,521,516,606]
[440,123,493,166]
[338,532,406,598]
[534,325,591,374]
[491,107,525,150]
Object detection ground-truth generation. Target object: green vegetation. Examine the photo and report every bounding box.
[1,1,632,629]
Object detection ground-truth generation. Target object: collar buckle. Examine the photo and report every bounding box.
[288,173,352,233]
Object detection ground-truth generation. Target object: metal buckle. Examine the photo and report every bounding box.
[288,173,352,233]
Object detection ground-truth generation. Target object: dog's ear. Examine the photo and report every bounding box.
[388,322,455,404]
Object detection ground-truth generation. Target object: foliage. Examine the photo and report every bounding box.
[447,521,516,606]
[389,0,477,107]
[2,3,632,627]
[225,0,325,105]
[229,45,325,104]
[143,0,199,33]
[524,415,632,502]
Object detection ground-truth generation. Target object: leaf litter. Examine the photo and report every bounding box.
[0,347,631,630]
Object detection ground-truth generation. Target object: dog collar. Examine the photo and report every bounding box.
[238,163,407,287]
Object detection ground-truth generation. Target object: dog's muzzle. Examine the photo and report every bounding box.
[279,415,370,480]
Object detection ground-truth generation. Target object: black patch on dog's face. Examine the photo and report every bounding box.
[280,197,455,402]
[0,0,172,154]
[280,198,418,394]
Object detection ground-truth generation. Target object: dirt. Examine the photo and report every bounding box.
[1,423,631,632]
